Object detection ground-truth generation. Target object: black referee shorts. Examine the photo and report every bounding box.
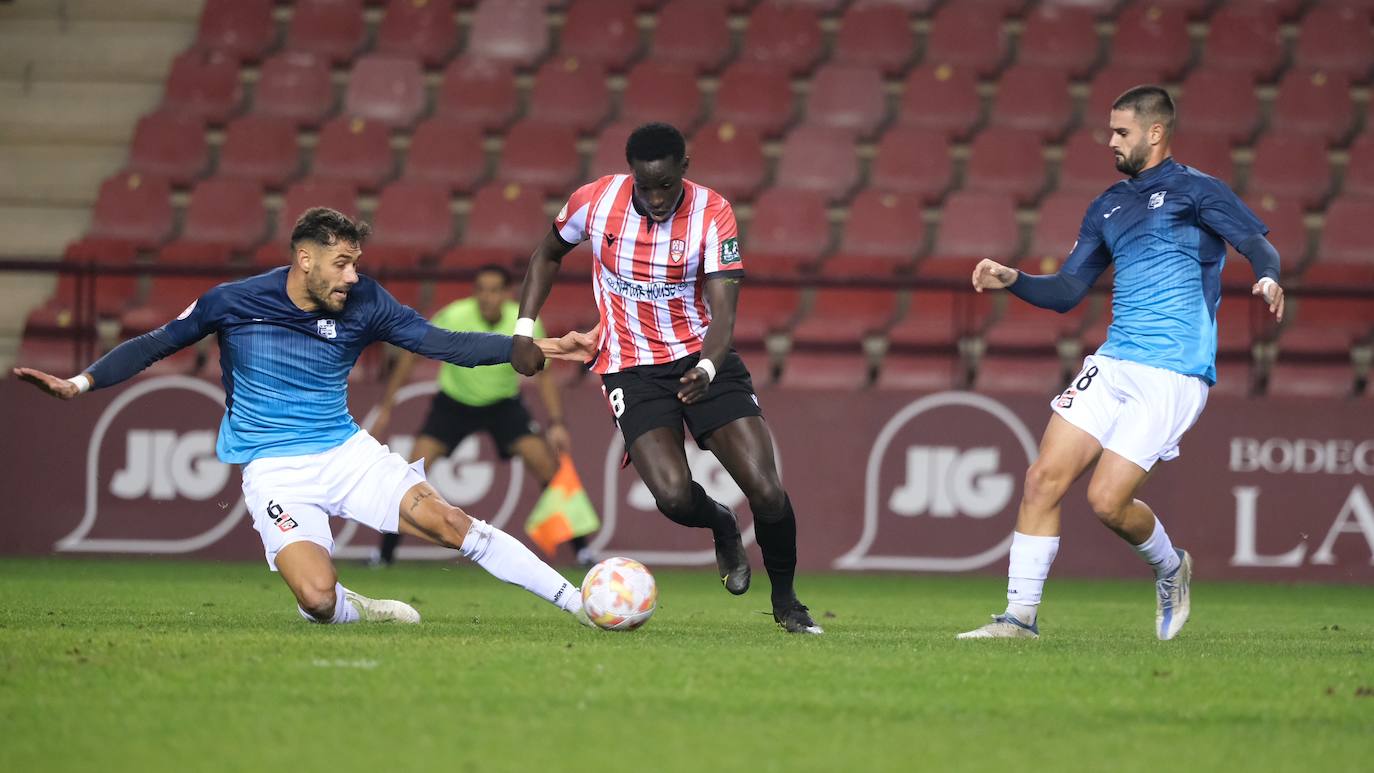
[417,392,541,459]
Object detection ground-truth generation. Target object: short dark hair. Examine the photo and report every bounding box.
[474,263,512,286]
[625,122,686,165]
[1112,85,1175,136]
[290,207,371,248]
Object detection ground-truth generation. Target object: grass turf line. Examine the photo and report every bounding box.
[0,558,1370,773]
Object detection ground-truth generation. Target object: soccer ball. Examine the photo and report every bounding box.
[581,557,657,631]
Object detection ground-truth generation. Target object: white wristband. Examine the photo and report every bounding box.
[67,374,92,394]
[1257,277,1277,295]
[513,317,536,338]
[695,358,716,383]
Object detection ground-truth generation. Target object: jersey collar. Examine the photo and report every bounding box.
[1129,156,1177,189]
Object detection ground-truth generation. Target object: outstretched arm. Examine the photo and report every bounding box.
[512,228,578,376]
[678,275,740,405]
[1235,233,1285,322]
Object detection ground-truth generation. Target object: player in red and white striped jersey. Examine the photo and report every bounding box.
[509,123,821,634]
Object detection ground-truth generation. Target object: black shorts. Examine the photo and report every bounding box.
[418,393,541,460]
[601,349,763,455]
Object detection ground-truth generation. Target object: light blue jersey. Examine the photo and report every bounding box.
[1057,158,1269,385]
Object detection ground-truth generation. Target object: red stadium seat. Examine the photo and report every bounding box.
[345,55,427,129]
[1294,6,1374,79]
[924,4,1007,77]
[733,287,802,345]
[526,57,611,133]
[1018,4,1099,79]
[884,290,969,349]
[376,0,459,68]
[826,190,925,277]
[987,66,1072,139]
[620,61,705,132]
[193,0,274,63]
[1172,131,1235,184]
[87,172,175,249]
[463,181,549,253]
[1083,66,1165,126]
[773,126,860,202]
[975,356,1070,395]
[403,118,487,194]
[1029,192,1091,266]
[652,0,731,74]
[218,114,299,189]
[159,177,268,263]
[874,351,960,393]
[1109,4,1191,81]
[1057,129,1126,197]
[497,121,581,196]
[162,50,243,125]
[927,191,1019,275]
[312,116,396,191]
[713,62,795,138]
[745,188,832,276]
[741,1,823,76]
[558,0,641,71]
[897,64,980,140]
[127,112,209,187]
[1201,5,1283,79]
[1178,69,1261,144]
[122,277,232,336]
[1247,132,1331,208]
[589,120,638,177]
[254,178,361,265]
[832,3,915,77]
[531,280,600,335]
[964,127,1049,205]
[775,351,873,391]
[367,180,455,266]
[254,53,334,128]
[1343,133,1374,201]
[868,127,953,203]
[1308,198,1374,284]
[436,57,520,131]
[467,0,550,68]
[791,289,901,345]
[805,63,887,138]
[688,122,767,202]
[287,0,367,66]
[1270,69,1356,144]
[1241,194,1307,272]
[982,286,1092,350]
[1266,362,1360,399]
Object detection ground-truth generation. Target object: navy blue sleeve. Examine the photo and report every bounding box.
[1008,204,1113,313]
[87,291,219,389]
[1196,175,1268,248]
[1236,234,1281,282]
[370,281,513,366]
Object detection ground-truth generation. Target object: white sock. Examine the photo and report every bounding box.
[1005,532,1060,624]
[298,583,360,624]
[460,518,582,614]
[1133,516,1181,579]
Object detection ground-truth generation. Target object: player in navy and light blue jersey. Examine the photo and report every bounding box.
[15,208,600,628]
[959,86,1286,642]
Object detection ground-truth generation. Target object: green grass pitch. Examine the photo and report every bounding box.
[1,558,1370,772]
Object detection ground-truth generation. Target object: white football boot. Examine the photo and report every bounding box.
[1155,548,1192,641]
[956,613,1040,639]
[344,589,421,624]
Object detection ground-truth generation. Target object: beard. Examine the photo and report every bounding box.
[308,275,349,313]
[1114,142,1150,176]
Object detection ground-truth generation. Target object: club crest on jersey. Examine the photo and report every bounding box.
[317,319,337,339]
[670,238,686,262]
[720,237,741,265]
[1149,191,1167,210]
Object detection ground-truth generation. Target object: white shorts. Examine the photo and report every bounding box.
[1051,354,1209,472]
[241,430,427,570]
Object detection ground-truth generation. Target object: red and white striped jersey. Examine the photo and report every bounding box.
[553,174,743,374]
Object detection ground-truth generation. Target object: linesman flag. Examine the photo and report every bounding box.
[525,454,601,556]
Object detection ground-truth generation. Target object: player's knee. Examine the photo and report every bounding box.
[1023,463,1069,505]
[1086,485,1130,529]
[296,583,337,621]
[652,482,695,521]
[439,505,473,547]
[746,482,787,523]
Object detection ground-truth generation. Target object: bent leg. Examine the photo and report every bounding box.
[630,427,735,537]
[1086,452,1181,578]
[377,434,451,564]
[274,541,356,623]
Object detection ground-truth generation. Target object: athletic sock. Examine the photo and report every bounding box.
[1005,532,1060,625]
[1132,516,1181,579]
[753,495,799,608]
[656,482,738,539]
[298,583,360,624]
[460,518,582,613]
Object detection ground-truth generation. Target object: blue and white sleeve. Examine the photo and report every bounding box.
[1196,178,1280,282]
[1008,204,1113,313]
[86,291,219,389]
[371,282,513,366]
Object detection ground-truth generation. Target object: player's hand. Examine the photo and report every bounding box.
[536,324,601,363]
[972,258,1018,292]
[677,367,710,404]
[12,367,82,400]
[511,335,545,375]
[369,405,393,438]
[546,422,572,456]
[1253,278,1285,322]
